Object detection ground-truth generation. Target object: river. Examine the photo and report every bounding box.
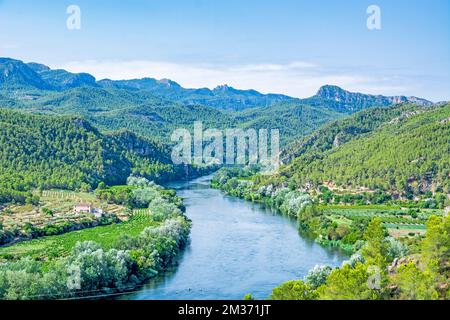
[120,175,347,300]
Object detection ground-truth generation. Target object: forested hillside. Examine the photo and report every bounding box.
[0,109,205,204]
[282,105,424,162]
[281,104,450,195]
[236,101,342,145]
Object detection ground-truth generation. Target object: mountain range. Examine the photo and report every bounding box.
[0,57,438,148]
[0,57,433,112]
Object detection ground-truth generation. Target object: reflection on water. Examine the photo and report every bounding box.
[119,175,347,300]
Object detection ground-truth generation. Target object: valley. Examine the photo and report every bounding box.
[0,57,448,300]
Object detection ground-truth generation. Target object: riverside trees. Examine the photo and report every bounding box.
[269,214,449,300]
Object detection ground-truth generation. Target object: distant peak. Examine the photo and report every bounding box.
[214,84,235,92]
[157,78,181,88]
[215,84,230,89]
[0,57,21,64]
[312,84,433,111]
[316,85,347,96]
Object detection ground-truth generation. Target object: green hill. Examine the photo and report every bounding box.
[0,109,205,204]
[281,104,450,195]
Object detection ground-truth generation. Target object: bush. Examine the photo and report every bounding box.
[385,237,408,260]
[305,265,332,289]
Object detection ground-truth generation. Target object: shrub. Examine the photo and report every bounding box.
[305,265,332,289]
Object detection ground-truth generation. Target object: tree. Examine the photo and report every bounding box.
[317,263,381,300]
[270,280,318,300]
[97,182,106,190]
[361,218,388,268]
[421,215,449,276]
[385,236,408,260]
[392,262,439,300]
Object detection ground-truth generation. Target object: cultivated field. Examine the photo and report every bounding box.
[0,190,129,245]
[0,213,156,261]
[321,205,443,238]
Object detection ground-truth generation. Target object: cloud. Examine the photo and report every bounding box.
[54,60,415,98]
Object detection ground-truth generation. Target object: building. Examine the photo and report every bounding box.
[74,203,92,214]
[92,208,104,218]
[74,204,105,218]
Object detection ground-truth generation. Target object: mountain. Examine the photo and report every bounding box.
[236,101,343,145]
[0,58,434,112]
[280,103,450,195]
[304,85,433,113]
[98,79,294,111]
[98,77,182,91]
[27,62,98,90]
[0,58,296,110]
[282,104,416,162]
[31,67,97,90]
[0,58,97,91]
[0,58,50,90]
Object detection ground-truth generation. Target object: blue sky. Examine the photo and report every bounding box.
[0,0,449,100]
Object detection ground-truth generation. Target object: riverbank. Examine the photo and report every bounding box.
[211,169,357,253]
[119,175,346,300]
[210,168,450,300]
[0,178,191,300]
[210,168,445,255]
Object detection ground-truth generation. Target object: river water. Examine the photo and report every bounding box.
[120,175,347,300]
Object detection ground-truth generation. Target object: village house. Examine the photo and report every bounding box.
[73,203,104,218]
[92,208,104,218]
[73,203,92,214]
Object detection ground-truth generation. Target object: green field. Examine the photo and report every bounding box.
[0,213,156,261]
[321,205,443,239]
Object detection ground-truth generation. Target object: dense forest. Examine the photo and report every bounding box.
[0,109,210,205]
[281,103,450,195]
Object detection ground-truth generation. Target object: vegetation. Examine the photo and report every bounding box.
[0,179,191,299]
[0,109,213,206]
[1,57,448,300]
[281,104,450,196]
[269,215,449,300]
[0,214,153,260]
[212,167,444,253]
[0,189,127,246]
[212,165,448,299]
[4,58,420,150]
